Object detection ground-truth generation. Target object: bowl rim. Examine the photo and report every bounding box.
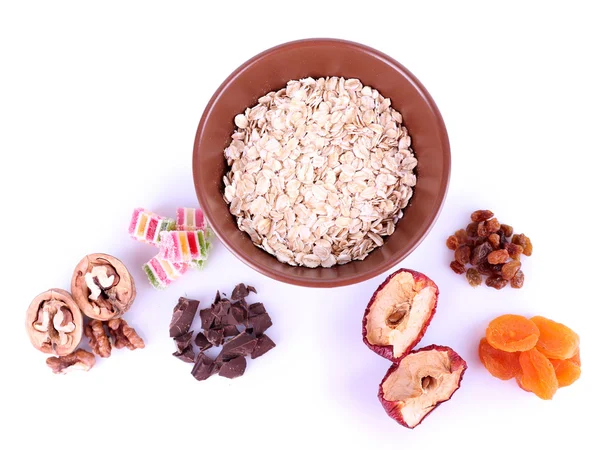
[193,38,451,287]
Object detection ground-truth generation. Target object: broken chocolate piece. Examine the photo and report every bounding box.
[206,328,225,346]
[231,302,248,325]
[221,331,257,359]
[173,346,195,363]
[191,353,217,381]
[251,334,276,359]
[214,298,231,317]
[248,302,266,316]
[248,313,272,336]
[173,331,194,352]
[199,308,215,330]
[231,283,257,301]
[194,331,212,351]
[219,355,247,379]
[170,298,200,338]
[223,325,240,337]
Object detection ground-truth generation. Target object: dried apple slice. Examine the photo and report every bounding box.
[378,345,467,429]
[362,269,438,361]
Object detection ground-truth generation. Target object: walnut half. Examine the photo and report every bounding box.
[71,253,136,320]
[25,289,83,356]
[46,349,96,374]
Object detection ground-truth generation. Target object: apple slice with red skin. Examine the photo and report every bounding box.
[378,345,467,429]
[362,269,439,362]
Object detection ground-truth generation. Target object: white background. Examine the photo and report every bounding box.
[1,1,598,449]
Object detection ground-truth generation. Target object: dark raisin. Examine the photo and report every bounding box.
[446,235,459,250]
[488,233,500,249]
[454,229,469,245]
[489,263,504,274]
[471,210,494,222]
[485,275,509,290]
[497,229,508,248]
[450,261,466,274]
[470,241,493,266]
[510,270,525,288]
[500,224,513,237]
[455,245,471,265]
[488,249,509,264]
[466,222,479,237]
[501,260,522,280]
[477,261,494,276]
[523,235,533,256]
[466,268,482,287]
[505,243,524,260]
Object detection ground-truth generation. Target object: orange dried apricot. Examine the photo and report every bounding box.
[530,316,579,360]
[570,348,581,366]
[486,314,540,352]
[519,348,558,400]
[550,358,581,387]
[515,373,531,392]
[478,338,521,380]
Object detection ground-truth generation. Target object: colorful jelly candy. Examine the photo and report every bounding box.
[128,208,175,246]
[176,207,206,231]
[158,230,210,263]
[143,257,189,289]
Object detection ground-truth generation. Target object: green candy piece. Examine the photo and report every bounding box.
[156,219,176,243]
[143,264,161,289]
[189,259,205,270]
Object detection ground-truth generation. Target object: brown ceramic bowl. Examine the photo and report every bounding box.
[193,38,450,288]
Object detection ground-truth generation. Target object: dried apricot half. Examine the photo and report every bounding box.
[486,314,540,352]
[530,316,579,360]
[550,358,581,388]
[519,348,558,400]
[478,338,521,380]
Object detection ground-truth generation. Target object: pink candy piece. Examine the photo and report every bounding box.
[176,207,206,231]
[128,207,175,246]
[158,230,208,263]
[143,256,188,289]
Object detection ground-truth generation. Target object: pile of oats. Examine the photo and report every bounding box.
[223,77,417,268]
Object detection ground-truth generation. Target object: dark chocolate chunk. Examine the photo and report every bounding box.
[191,354,217,381]
[214,299,231,314]
[206,328,225,346]
[174,331,194,352]
[248,312,272,336]
[218,356,247,379]
[199,308,215,330]
[173,345,195,363]
[231,302,248,325]
[223,325,240,337]
[221,331,257,359]
[219,312,238,327]
[170,298,200,338]
[194,331,212,351]
[214,290,221,303]
[251,334,276,359]
[248,302,266,317]
[231,283,257,301]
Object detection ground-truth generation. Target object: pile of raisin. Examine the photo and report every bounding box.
[446,209,532,289]
[479,314,581,399]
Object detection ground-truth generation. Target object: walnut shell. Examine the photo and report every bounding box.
[25,289,83,356]
[71,253,136,320]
